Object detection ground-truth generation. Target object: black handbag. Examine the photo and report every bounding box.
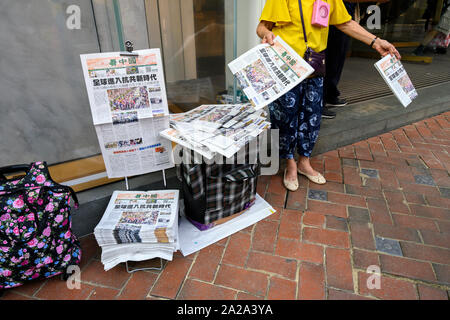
[298,0,326,77]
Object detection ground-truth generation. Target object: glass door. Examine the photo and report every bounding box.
[145,0,236,111]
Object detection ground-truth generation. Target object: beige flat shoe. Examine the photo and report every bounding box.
[283,169,299,191]
[297,169,326,185]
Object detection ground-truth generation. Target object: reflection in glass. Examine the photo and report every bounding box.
[340,0,450,104]
[147,0,235,112]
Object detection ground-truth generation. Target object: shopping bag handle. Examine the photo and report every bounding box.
[210,164,258,182]
[0,164,31,180]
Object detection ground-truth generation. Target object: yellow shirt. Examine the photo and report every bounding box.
[260,0,352,57]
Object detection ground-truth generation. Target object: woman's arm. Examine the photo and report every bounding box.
[257,21,276,45]
[335,19,401,59]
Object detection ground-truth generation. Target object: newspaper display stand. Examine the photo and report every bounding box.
[81,40,177,273]
[122,176,165,273]
[121,41,164,273]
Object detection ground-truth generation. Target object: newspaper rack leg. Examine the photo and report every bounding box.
[162,169,167,188]
[123,175,164,273]
[125,258,164,273]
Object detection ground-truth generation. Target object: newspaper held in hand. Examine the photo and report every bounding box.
[374,55,418,108]
[228,36,314,110]
[94,190,179,271]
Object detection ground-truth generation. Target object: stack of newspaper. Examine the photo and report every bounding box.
[160,104,271,159]
[94,190,180,271]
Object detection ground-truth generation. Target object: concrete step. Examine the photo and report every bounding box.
[315,81,450,155]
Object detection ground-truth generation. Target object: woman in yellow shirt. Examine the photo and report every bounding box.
[257,0,400,191]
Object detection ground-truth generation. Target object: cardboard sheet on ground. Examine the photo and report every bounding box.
[178,194,275,256]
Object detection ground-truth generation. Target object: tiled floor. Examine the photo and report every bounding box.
[1,112,450,300]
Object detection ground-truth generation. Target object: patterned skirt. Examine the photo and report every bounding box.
[268,77,324,159]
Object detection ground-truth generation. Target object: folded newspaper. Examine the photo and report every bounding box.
[94,190,180,271]
[160,104,270,159]
[374,55,418,107]
[228,36,314,110]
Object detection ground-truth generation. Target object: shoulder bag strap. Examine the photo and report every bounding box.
[298,0,309,48]
[51,185,80,209]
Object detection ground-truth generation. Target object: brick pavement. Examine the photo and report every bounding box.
[1,112,450,300]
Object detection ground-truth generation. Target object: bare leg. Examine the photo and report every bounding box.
[297,155,320,177]
[285,159,298,181]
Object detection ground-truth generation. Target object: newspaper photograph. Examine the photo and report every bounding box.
[80,49,169,125]
[96,116,174,178]
[228,36,314,110]
[375,55,418,107]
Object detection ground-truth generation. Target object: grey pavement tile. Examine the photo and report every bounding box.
[439,187,450,199]
[414,175,436,186]
[308,189,328,201]
[375,236,403,256]
[360,168,379,178]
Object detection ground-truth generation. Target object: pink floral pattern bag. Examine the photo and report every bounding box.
[0,162,82,290]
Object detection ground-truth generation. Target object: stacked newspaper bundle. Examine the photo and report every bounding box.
[94,190,180,271]
[160,104,271,159]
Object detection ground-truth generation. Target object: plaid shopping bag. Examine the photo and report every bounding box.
[177,144,260,226]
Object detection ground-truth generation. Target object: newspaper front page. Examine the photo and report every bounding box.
[94,190,180,271]
[374,55,418,107]
[81,50,169,124]
[228,36,314,110]
[95,190,179,245]
[80,49,174,178]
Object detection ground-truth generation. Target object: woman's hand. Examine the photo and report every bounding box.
[257,21,275,45]
[373,38,401,60]
[262,31,276,45]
